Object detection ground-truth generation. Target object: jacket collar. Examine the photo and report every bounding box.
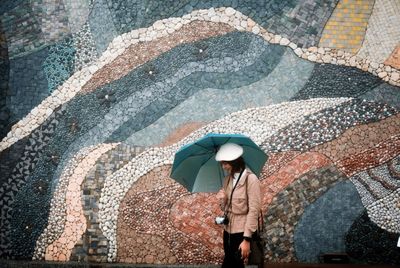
[234,169,248,187]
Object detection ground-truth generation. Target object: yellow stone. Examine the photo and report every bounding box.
[349,39,359,45]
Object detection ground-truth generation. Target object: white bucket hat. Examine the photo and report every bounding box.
[215,143,243,162]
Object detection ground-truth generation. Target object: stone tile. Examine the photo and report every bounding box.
[336,134,400,177]
[312,113,400,162]
[81,21,234,93]
[357,0,400,64]
[319,0,375,53]
[264,165,347,262]
[384,44,400,70]
[117,165,221,264]
[157,122,206,147]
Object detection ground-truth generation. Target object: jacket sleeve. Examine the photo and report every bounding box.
[244,174,261,238]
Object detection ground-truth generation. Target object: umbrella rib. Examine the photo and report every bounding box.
[193,142,213,153]
[182,151,214,159]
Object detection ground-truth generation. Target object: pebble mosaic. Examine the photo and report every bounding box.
[70,144,144,262]
[292,63,383,100]
[118,166,221,264]
[346,211,400,265]
[312,113,400,162]
[63,0,91,34]
[35,0,69,44]
[88,0,118,54]
[43,37,76,93]
[0,2,47,59]
[0,106,65,258]
[44,144,117,262]
[0,1,400,265]
[71,22,98,72]
[357,0,400,64]
[104,0,337,48]
[385,44,400,70]
[360,83,400,109]
[124,49,313,147]
[81,21,235,93]
[0,26,10,140]
[3,31,277,259]
[351,156,400,207]
[8,48,50,123]
[98,98,350,261]
[264,166,348,262]
[107,37,286,142]
[2,7,400,153]
[336,134,400,177]
[319,0,374,53]
[294,181,364,263]
[262,99,398,153]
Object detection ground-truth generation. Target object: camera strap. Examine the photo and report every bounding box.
[224,169,245,216]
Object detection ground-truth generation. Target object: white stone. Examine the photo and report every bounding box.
[370,61,379,69]
[262,33,272,42]
[247,18,256,28]
[322,54,332,63]
[378,71,388,78]
[174,22,183,30]
[273,35,281,44]
[308,46,318,53]
[252,26,260,35]
[308,54,317,61]
[279,37,290,46]
[288,42,297,50]
[384,66,392,72]
[349,57,357,67]
[220,15,230,23]
[225,7,236,16]
[391,72,400,81]
[153,21,165,30]
[210,15,220,23]
[317,47,325,54]
[294,48,303,57]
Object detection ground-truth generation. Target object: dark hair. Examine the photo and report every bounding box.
[226,156,245,175]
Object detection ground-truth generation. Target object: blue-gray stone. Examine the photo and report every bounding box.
[292,64,384,100]
[360,83,400,109]
[294,181,364,263]
[89,0,118,54]
[8,48,50,122]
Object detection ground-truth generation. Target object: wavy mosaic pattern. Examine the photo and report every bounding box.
[0,1,399,266]
[319,0,374,53]
[357,0,400,64]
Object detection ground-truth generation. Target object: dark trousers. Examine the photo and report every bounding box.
[222,230,245,268]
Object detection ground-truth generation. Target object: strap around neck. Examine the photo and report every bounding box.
[224,169,245,215]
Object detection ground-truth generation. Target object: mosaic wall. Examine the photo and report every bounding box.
[0,0,399,265]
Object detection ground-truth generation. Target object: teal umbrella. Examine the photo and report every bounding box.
[170,133,268,192]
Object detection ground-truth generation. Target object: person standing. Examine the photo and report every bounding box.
[215,143,262,268]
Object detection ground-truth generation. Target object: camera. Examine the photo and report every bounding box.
[215,215,229,225]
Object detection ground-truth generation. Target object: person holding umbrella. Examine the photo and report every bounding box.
[170,133,266,267]
[215,143,261,268]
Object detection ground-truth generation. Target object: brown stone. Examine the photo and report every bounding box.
[158,122,206,147]
[81,21,234,94]
[384,44,400,69]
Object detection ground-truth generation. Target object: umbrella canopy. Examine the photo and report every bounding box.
[170,133,268,192]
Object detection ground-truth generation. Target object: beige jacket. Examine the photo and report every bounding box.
[221,169,261,238]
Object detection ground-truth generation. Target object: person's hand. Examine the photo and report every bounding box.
[238,240,251,261]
